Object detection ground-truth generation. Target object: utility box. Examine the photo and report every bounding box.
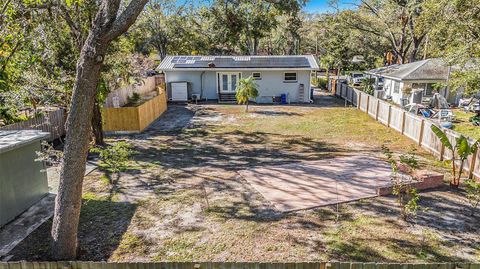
[0,130,49,227]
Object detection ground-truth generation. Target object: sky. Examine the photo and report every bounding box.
[177,0,359,14]
[303,0,359,14]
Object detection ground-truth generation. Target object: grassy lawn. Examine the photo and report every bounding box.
[8,95,479,262]
[452,109,480,140]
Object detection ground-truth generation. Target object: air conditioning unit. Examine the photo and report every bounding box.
[374,90,385,99]
[412,90,423,104]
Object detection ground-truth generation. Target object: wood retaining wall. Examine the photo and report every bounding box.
[102,87,167,132]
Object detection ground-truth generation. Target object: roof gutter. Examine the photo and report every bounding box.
[159,68,318,72]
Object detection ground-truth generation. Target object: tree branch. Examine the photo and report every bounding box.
[59,3,84,50]
[104,0,148,42]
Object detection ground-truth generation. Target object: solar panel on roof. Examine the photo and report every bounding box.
[171,56,312,68]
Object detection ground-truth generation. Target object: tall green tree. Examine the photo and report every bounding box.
[425,0,480,95]
[203,0,306,55]
[342,0,433,64]
[51,0,148,259]
[134,0,194,59]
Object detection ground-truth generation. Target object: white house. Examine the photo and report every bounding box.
[364,64,399,91]
[366,58,453,106]
[156,55,319,103]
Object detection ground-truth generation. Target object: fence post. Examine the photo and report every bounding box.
[375,100,380,121]
[468,149,477,179]
[401,111,406,134]
[439,144,445,161]
[357,92,361,109]
[418,119,425,146]
[387,105,392,127]
[366,95,370,113]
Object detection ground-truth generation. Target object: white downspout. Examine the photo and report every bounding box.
[200,71,205,101]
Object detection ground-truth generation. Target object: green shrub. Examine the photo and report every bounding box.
[0,106,26,125]
[90,142,136,183]
[311,77,328,90]
[360,78,375,95]
[399,147,419,169]
[382,145,421,221]
[127,92,141,105]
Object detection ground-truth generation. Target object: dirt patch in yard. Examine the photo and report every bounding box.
[7,93,479,262]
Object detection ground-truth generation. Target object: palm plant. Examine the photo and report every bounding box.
[236,76,259,112]
[431,125,480,186]
[361,77,375,95]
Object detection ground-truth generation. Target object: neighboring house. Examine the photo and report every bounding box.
[365,64,399,91]
[366,58,456,106]
[157,55,319,103]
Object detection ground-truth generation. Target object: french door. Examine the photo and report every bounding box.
[218,72,241,93]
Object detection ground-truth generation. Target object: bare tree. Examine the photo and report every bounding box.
[344,0,430,64]
[51,0,147,260]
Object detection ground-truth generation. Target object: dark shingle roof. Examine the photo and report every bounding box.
[368,58,449,81]
[157,55,319,70]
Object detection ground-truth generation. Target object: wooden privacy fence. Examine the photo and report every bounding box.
[102,86,167,133]
[0,262,479,269]
[0,109,66,141]
[334,81,480,179]
[104,76,160,108]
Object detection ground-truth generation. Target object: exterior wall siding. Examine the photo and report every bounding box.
[384,78,405,105]
[164,70,312,103]
[383,77,458,106]
[242,70,311,103]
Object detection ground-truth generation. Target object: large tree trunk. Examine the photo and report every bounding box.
[91,99,105,146]
[51,0,148,260]
[253,37,259,55]
[51,32,107,259]
[325,65,330,92]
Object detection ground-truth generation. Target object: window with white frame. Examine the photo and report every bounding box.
[284,72,297,82]
[252,72,261,80]
[424,84,434,96]
[393,81,400,93]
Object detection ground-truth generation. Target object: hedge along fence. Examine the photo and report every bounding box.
[334,82,480,179]
[0,109,66,142]
[1,262,479,269]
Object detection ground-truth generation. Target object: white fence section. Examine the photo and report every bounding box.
[403,113,423,143]
[104,76,158,108]
[367,97,377,117]
[389,106,404,133]
[377,101,390,125]
[334,81,480,179]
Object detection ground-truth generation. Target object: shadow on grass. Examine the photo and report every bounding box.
[133,129,343,172]
[7,199,136,261]
[321,236,462,262]
[251,110,303,116]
